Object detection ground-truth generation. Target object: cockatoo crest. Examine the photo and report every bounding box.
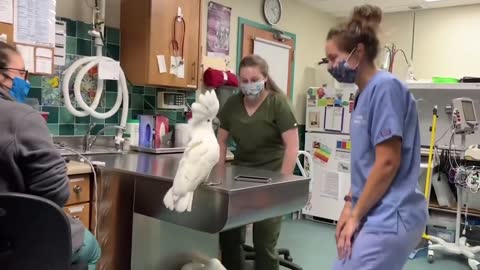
[190,90,219,125]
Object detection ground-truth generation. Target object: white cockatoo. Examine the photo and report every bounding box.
[163,90,220,213]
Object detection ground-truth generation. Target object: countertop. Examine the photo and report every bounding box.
[84,152,306,194]
[66,152,309,233]
[65,149,234,175]
[66,160,92,175]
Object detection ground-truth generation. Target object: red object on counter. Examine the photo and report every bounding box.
[154,116,169,148]
[203,68,239,88]
[40,112,49,122]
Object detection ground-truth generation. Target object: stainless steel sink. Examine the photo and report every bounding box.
[54,136,124,156]
[59,147,124,156]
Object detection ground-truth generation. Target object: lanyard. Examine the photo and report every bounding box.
[171,16,186,65]
[353,90,361,110]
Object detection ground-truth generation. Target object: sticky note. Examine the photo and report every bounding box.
[98,60,120,80]
[157,55,167,73]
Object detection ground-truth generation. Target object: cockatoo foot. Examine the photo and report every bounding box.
[175,192,194,213]
[163,188,175,211]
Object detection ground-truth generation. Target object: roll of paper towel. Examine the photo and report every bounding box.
[175,123,191,147]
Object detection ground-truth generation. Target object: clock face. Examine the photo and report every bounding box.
[264,0,282,25]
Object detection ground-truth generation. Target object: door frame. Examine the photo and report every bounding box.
[236,17,297,100]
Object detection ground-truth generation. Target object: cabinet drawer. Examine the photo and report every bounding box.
[66,175,90,206]
[64,203,90,229]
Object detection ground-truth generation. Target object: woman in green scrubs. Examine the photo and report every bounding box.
[217,54,299,270]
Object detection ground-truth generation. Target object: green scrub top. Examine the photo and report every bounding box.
[218,92,298,171]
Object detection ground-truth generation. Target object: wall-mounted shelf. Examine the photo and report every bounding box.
[407,83,480,91]
[429,203,480,219]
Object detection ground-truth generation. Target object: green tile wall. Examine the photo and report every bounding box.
[29,18,196,136]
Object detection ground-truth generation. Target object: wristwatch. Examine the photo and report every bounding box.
[344,195,352,202]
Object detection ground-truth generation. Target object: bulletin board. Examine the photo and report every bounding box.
[0,0,56,75]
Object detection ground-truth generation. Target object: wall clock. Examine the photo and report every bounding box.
[264,0,282,26]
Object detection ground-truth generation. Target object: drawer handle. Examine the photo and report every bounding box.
[192,62,196,82]
[73,185,82,194]
[72,215,81,220]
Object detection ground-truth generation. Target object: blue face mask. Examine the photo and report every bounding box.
[9,77,31,103]
[240,80,265,99]
[328,49,358,84]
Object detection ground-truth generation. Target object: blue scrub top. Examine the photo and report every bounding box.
[350,71,428,233]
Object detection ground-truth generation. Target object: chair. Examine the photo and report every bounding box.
[243,244,302,270]
[0,192,87,270]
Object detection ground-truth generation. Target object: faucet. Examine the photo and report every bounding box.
[82,123,126,152]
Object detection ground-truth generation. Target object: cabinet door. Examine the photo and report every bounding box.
[182,0,201,89]
[148,0,200,89]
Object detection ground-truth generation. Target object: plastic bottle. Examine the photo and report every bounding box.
[126,119,140,147]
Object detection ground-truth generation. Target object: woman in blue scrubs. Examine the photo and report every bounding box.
[324,5,428,270]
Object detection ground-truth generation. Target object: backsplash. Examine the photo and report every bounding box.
[28,18,195,136]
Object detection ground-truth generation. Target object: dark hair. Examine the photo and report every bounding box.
[0,42,18,70]
[239,54,283,94]
[327,5,383,62]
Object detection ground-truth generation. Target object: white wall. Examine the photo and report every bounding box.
[380,11,414,81]
[414,4,480,79]
[382,4,480,80]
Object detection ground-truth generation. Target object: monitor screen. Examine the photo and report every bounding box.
[462,100,477,122]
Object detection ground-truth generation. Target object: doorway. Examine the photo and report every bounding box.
[236,18,296,100]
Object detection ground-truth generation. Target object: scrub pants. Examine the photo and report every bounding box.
[220,216,282,270]
[333,218,424,270]
[72,229,102,270]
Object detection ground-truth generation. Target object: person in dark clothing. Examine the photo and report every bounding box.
[0,41,101,269]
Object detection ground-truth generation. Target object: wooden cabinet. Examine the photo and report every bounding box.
[120,0,201,89]
[65,174,91,205]
[64,173,93,230]
[64,203,91,229]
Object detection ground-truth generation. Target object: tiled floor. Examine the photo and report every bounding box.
[246,219,470,270]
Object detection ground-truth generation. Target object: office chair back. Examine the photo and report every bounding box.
[0,192,72,270]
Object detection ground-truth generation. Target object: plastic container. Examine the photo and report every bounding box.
[123,134,131,151]
[432,77,459,84]
[174,123,190,147]
[126,119,140,147]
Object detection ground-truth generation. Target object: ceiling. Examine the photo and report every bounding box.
[297,0,480,17]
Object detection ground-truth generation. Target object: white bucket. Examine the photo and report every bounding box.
[175,123,191,147]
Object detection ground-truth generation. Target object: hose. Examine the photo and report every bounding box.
[62,0,128,146]
[297,150,314,213]
[62,58,129,147]
[297,150,314,192]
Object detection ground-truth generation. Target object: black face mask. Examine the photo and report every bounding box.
[327,48,359,84]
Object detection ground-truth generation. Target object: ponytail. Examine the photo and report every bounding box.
[266,77,283,95]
